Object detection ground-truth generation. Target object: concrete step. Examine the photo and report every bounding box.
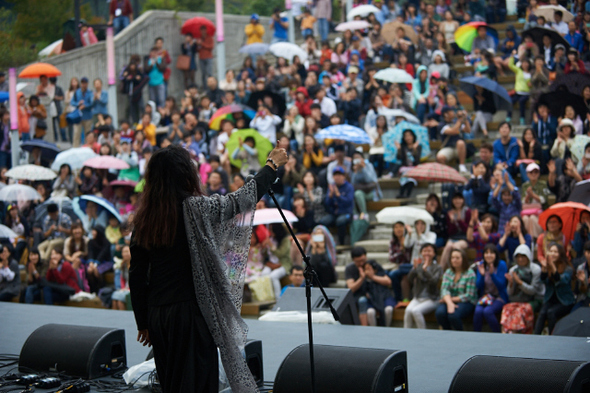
[367,199,413,211]
[353,239,390,253]
[368,225,394,240]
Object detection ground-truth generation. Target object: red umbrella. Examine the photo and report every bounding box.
[538,202,590,244]
[181,17,216,39]
[19,63,62,78]
[83,156,130,170]
[403,163,467,184]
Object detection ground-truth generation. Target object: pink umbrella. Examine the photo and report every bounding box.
[335,20,371,32]
[83,156,130,170]
[252,208,298,226]
[109,179,137,187]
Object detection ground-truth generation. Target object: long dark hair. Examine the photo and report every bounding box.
[482,243,500,269]
[134,146,203,249]
[271,223,288,244]
[69,222,86,256]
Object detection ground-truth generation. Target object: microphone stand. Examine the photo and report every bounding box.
[266,187,340,393]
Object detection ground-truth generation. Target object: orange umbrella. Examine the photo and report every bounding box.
[19,63,62,79]
[538,202,590,244]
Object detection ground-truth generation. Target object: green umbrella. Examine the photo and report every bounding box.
[226,129,273,169]
[134,179,145,193]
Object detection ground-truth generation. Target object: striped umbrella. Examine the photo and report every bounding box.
[209,104,256,130]
[454,22,498,52]
[315,125,372,145]
[403,163,467,184]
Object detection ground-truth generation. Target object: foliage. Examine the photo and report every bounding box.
[11,0,73,45]
[143,0,212,12]
[0,7,38,69]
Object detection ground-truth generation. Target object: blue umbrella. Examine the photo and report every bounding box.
[239,43,269,55]
[315,125,372,145]
[21,140,61,161]
[76,195,122,222]
[0,92,8,103]
[382,121,431,163]
[459,76,512,112]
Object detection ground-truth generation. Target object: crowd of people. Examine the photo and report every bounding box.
[0,0,590,335]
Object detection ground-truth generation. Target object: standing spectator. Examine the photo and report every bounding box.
[473,244,508,333]
[108,0,133,34]
[154,37,172,91]
[120,61,146,125]
[436,107,469,174]
[270,7,289,44]
[532,103,558,164]
[0,245,19,302]
[49,77,66,142]
[181,34,198,89]
[324,166,354,245]
[197,26,214,88]
[521,163,550,239]
[411,66,430,123]
[492,172,522,234]
[245,14,265,45]
[300,8,316,38]
[145,47,166,109]
[79,23,98,47]
[36,75,57,142]
[28,95,47,140]
[552,10,569,36]
[507,54,532,125]
[250,105,281,144]
[91,78,108,127]
[435,249,477,331]
[493,122,519,178]
[315,0,331,42]
[17,92,30,141]
[0,109,10,169]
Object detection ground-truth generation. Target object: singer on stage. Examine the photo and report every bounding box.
[129,145,288,393]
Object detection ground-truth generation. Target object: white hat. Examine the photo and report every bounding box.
[526,163,540,172]
[558,118,574,131]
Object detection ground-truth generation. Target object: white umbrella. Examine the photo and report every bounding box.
[347,4,381,20]
[5,165,57,181]
[38,39,63,58]
[335,20,371,32]
[252,208,298,226]
[382,109,420,124]
[0,184,41,202]
[51,147,98,171]
[534,5,574,23]
[374,68,415,84]
[376,206,434,226]
[0,225,18,239]
[269,42,308,62]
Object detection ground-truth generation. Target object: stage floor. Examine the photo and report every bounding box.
[2,302,590,392]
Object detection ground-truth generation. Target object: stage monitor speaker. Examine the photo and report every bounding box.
[146,339,264,387]
[19,323,126,379]
[274,344,407,393]
[449,355,590,393]
[272,287,360,325]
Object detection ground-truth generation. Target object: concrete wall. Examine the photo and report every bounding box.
[23,10,271,125]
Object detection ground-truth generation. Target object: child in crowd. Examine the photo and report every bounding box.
[300,8,316,38]
[105,216,122,259]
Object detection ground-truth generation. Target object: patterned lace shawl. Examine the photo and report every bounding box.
[183,179,258,393]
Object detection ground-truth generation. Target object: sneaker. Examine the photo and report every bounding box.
[459,164,468,173]
[519,117,526,125]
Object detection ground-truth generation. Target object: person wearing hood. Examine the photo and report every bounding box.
[405,218,437,263]
[494,25,521,76]
[428,50,449,79]
[412,66,430,123]
[500,244,544,333]
[294,86,312,118]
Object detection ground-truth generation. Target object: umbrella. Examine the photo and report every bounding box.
[570,135,590,163]
[553,308,590,337]
[5,165,56,181]
[109,179,137,188]
[454,22,498,52]
[269,42,308,62]
[537,90,589,119]
[38,39,63,58]
[403,163,467,184]
[376,206,434,226]
[226,129,274,169]
[534,5,574,23]
[239,43,269,56]
[247,90,287,118]
[0,225,18,239]
[315,125,372,145]
[374,68,415,84]
[459,76,512,112]
[335,20,371,32]
[550,73,590,97]
[568,180,590,205]
[522,27,570,53]
[83,156,130,170]
[51,147,98,171]
[21,140,60,161]
[77,195,123,222]
[253,208,298,226]
[0,92,8,103]
[181,17,216,38]
[382,121,431,163]
[347,4,381,20]
[381,21,419,45]
[382,109,420,125]
[0,184,41,202]
[34,197,81,227]
[209,104,257,130]
[18,63,61,78]
[539,202,590,243]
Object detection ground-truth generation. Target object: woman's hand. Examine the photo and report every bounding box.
[267,147,288,168]
[447,302,457,314]
[137,330,151,347]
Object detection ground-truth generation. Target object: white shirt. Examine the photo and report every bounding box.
[552,21,568,35]
[543,46,552,65]
[314,97,337,117]
[249,114,281,144]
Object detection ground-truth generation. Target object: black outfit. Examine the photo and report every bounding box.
[130,165,276,393]
[474,90,496,114]
[464,176,491,213]
[293,210,315,234]
[310,252,336,287]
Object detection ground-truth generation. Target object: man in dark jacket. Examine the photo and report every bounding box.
[322,166,354,244]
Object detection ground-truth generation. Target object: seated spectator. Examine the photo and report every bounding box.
[435,249,477,331]
[52,164,76,199]
[550,118,576,174]
[23,249,47,304]
[565,21,584,53]
[498,215,532,266]
[136,113,156,146]
[507,55,532,125]
[406,219,437,264]
[367,115,388,177]
[294,87,312,118]
[280,265,305,296]
[474,244,508,333]
[206,172,227,196]
[38,203,72,262]
[302,135,326,176]
[86,225,112,294]
[436,106,469,174]
[465,160,491,213]
[471,86,495,138]
[534,243,575,334]
[388,221,412,302]
[492,171,522,233]
[517,129,544,182]
[551,10,569,36]
[573,212,590,260]
[547,44,566,74]
[440,193,471,270]
[0,245,19,301]
[266,223,292,299]
[425,193,447,248]
[471,25,496,55]
[283,106,304,150]
[323,166,353,245]
[106,215,122,254]
[250,105,281,144]
[338,88,362,127]
[563,104,584,136]
[573,241,590,311]
[404,243,443,329]
[246,226,271,284]
[346,246,394,327]
[232,136,261,178]
[501,244,544,334]
[494,25,521,76]
[466,211,501,261]
[411,66,430,123]
[428,50,449,79]
[117,139,140,181]
[326,144,351,185]
[5,205,29,263]
[44,248,81,304]
[308,227,336,288]
[64,222,89,269]
[111,245,131,310]
[537,214,566,265]
[521,163,551,239]
[532,103,558,164]
[530,56,549,108]
[351,151,380,222]
[393,129,422,198]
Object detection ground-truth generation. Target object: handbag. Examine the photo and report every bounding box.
[176,55,191,71]
[66,109,82,125]
[59,112,68,128]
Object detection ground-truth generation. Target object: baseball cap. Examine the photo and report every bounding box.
[81,77,89,83]
[333,166,346,175]
[526,163,540,172]
[251,13,260,21]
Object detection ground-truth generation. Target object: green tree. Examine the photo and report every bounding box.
[11,0,74,45]
[0,7,38,69]
[143,0,212,12]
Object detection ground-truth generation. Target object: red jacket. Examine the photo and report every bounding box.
[46,261,81,293]
[109,0,133,17]
[295,87,312,117]
[564,60,587,75]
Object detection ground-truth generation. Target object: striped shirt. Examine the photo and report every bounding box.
[440,268,477,304]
